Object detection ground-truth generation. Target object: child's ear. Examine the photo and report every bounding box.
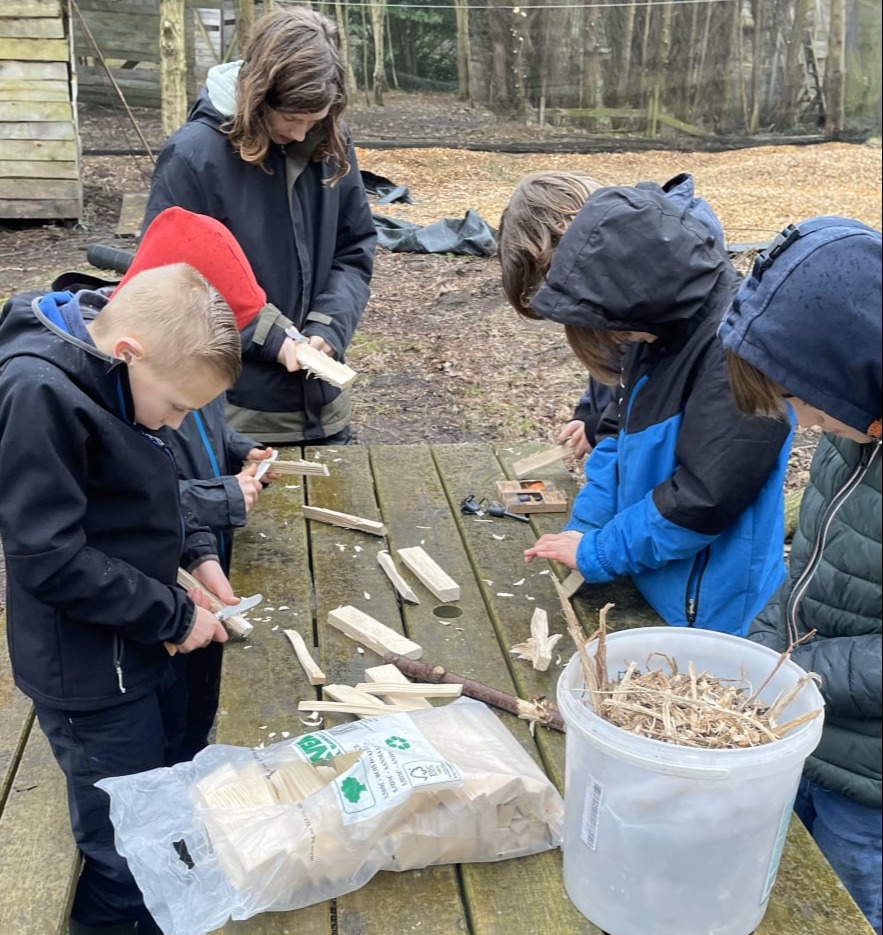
[111,336,146,366]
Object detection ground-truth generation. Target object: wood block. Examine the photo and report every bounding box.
[376,549,420,604]
[248,457,330,477]
[302,505,387,537]
[283,629,326,685]
[116,190,148,237]
[363,663,432,708]
[355,682,462,699]
[294,342,357,389]
[322,683,388,707]
[326,605,423,660]
[512,444,571,479]
[396,546,460,602]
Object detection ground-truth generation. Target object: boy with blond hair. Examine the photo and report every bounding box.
[0,263,242,935]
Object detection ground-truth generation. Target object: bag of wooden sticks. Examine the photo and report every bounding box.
[97,698,563,935]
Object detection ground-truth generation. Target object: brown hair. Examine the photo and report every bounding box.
[725,350,789,420]
[94,264,242,386]
[498,171,603,319]
[228,8,349,182]
[564,325,623,385]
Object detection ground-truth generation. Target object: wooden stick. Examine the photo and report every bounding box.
[512,443,571,479]
[354,682,463,699]
[247,458,330,477]
[382,653,565,732]
[294,342,357,389]
[363,663,432,708]
[327,605,423,659]
[559,569,585,599]
[396,546,460,602]
[322,684,388,707]
[298,700,425,717]
[302,505,387,537]
[376,550,421,604]
[283,629,326,685]
[176,568,254,639]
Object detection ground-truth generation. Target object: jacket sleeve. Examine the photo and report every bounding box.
[571,344,791,583]
[565,435,620,541]
[0,364,194,645]
[302,142,376,358]
[179,477,248,531]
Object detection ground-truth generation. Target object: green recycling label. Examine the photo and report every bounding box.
[290,713,462,823]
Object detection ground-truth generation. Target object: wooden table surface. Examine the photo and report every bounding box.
[208,441,871,935]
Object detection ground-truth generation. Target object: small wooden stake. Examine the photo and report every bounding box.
[512,443,571,479]
[355,682,463,699]
[327,605,423,659]
[294,342,357,389]
[377,550,421,603]
[396,546,460,602]
[283,629,326,685]
[247,458,330,477]
[176,568,254,639]
[302,505,387,537]
[363,664,432,708]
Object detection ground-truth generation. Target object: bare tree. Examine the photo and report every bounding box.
[824,0,846,136]
[369,0,386,104]
[453,0,472,103]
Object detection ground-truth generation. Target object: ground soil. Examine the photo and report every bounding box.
[2,93,881,491]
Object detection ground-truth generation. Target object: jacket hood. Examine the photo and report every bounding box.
[529,185,728,332]
[205,61,241,117]
[718,216,881,438]
[0,291,129,417]
[116,206,265,330]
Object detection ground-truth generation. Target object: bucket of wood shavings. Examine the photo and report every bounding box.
[556,626,824,935]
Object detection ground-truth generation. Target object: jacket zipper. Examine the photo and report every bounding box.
[685,547,711,625]
[785,441,880,646]
[113,633,126,694]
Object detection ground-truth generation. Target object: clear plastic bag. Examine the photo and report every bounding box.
[98,699,564,935]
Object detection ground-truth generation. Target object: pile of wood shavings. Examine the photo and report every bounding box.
[553,585,822,750]
[597,655,818,749]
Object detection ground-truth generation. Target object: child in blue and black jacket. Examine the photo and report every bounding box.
[499,172,792,635]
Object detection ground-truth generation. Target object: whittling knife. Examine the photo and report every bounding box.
[215,593,263,621]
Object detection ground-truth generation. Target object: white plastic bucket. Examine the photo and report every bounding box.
[556,627,824,935]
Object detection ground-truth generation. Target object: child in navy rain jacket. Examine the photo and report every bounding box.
[499,173,793,634]
[0,264,242,934]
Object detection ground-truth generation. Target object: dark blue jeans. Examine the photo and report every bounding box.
[795,776,882,934]
[33,677,177,929]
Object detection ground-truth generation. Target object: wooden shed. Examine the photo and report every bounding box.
[0,0,82,220]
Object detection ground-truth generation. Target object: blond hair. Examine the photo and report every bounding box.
[229,7,348,181]
[498,171,603,319]
[93,264,242,385]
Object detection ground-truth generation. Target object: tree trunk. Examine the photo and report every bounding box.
[235,0,254,54]
[748,0,763,132]
[616,0,637,105]
[159,0,187,137]
[824,0,846,137]
[334,0,358,99]
[778,0,811,129]
[454,0,472,103]
[582,0,601,113]
[369,0,386,105]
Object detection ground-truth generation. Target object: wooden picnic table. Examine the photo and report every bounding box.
[0,441,873,935]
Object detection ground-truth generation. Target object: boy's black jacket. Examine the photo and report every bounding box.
[0,291,208,710]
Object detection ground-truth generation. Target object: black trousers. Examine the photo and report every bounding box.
[33,674,178,928]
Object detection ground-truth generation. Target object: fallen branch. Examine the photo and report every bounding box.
[382,652,565,732]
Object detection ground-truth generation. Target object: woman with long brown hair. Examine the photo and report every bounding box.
[144,7,376,445]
